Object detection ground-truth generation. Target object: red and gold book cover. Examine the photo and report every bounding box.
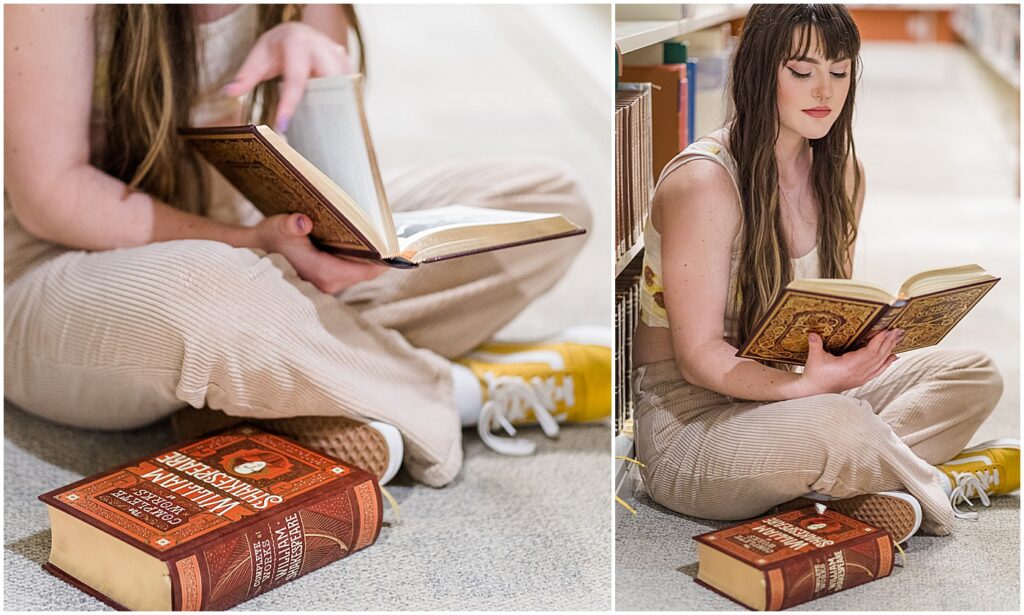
[694,507,895,610]
[39,424,383,610]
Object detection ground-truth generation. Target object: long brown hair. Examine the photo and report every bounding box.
[95,4,365,214]
[726,4,862,354]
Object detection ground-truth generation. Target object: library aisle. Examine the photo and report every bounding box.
[616,28,1020,614]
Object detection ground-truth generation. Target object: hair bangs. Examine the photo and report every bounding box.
[785,6,859,64]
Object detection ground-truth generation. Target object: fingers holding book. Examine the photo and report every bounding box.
[799,329,903,396]
[253,212,388,294]
[222,21,354,132]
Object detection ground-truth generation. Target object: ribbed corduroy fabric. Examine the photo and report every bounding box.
[4,157,591,487]
[632,348,1003,535]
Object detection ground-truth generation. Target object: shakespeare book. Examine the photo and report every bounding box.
[736,264,999,366]
[693,506,896,610]
[39,425,382,611]
[180,74,584,268]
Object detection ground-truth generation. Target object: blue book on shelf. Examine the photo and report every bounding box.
[686,60,697,145]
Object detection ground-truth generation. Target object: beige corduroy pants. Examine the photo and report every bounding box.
[4,157,591,487]
[632,348,1003,534]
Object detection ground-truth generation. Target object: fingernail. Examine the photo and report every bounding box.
[276,116,291,133]
[221,80,238,96]
[295,215,306,231]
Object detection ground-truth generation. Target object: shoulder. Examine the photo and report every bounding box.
[654,155,741,235]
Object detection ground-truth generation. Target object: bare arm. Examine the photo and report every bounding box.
[660,158,897,402]
[4,5,259,252]
[658,161,806,401]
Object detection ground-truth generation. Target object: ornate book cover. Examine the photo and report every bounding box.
[694,507,895,610]
[736,278,999,365]
[39,425,382,611]
[179,124,381,259]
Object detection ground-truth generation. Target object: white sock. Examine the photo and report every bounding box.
[451,363,483,427]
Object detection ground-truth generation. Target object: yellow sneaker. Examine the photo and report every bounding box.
[935,439,1020,518]
[458,327,611,456]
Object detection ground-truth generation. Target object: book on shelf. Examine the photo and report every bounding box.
[615,259,643,434]
[39,425,382,611]
[615,82,653,261]
[620,64,688,177]
[736,264,1000,366]
[181,74,584,268]
[694,506,896,610]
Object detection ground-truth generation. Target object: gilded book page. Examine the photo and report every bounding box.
[738,291,884,365]
[888,280,999,352]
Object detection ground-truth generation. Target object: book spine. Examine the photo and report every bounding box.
[764,533,894,610]
[848,303,906,350]
[168,477,382,611]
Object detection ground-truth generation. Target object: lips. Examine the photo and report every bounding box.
[802,107,831,119]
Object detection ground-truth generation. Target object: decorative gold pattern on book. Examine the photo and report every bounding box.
[175,555,203,610]
[353,480,379,551]
[888,282,998,352]
[187,133,370,252]
[743,292,883,364]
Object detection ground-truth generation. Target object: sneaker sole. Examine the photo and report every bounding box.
[171,407,392,484]
[781,492,922,544]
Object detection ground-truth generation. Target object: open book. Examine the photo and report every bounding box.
[736,264,1000,365]
[180,74,584,267]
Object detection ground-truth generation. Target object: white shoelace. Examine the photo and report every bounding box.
[948,472,993,520]
[477,372,569,456]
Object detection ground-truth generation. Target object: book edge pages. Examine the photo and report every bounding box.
[43,562,134,611]
[735,289,887,364]
[788,278,894,304]
[252,125,389,255]
[351,74,399,255]
[898,263,990,298]
[407,225,586,264]
[38,425,375,562]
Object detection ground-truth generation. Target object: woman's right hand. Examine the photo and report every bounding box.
[796,328,903,396]
[251,213,387,294]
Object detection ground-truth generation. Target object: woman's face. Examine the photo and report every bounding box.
[776,32,852,141]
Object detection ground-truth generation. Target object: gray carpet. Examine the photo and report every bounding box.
[615,474,1020,611]
[5,403,611,611]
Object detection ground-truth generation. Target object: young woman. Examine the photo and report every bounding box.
[631,4,1016,541]
[4,4,610,488]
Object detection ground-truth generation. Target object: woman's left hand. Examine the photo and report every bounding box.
[223,21,353,131]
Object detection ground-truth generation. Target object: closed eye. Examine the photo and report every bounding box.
[830,71,848,78]
[788,67,810,79]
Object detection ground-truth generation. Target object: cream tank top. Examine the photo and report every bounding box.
[639,135,820,345]
[4,5,262,286]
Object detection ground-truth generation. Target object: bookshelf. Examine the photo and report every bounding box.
[951,5,1020,91]
[615,236,645,277]
[614,4,745,519]
[615,4,750,53]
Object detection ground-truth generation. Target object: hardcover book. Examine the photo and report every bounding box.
[736,264,999,365]
[39,425,382,611]
[180,74,584,268]
[693,506,896,610]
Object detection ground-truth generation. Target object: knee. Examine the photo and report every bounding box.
[961,350,1004,411]
[511,157,593,231]
[803,395,884,446]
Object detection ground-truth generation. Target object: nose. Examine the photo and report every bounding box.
[815,75,833,103]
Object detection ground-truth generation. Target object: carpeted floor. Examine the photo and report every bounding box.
[615,476,1019,611]
[4,403,611,611]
